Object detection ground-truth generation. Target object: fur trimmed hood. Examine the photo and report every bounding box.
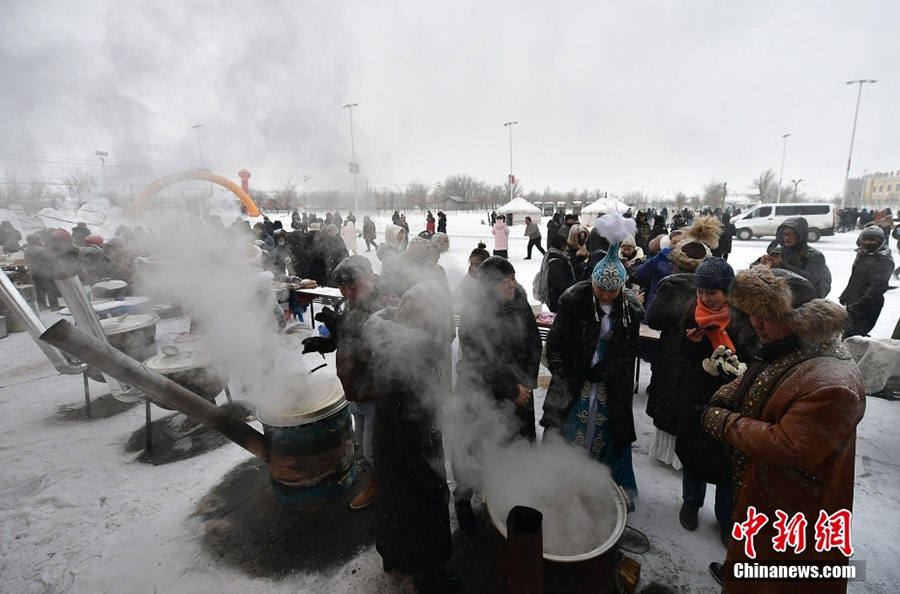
[729,265,847,345]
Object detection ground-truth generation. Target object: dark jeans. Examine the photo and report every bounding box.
[33,275,59,309]
[526,237,546,259]
[493,250,508,259]
[682,468,733,529]
[364,238,378,252]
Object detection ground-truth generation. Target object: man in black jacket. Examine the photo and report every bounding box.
[840,226,894,338]
[760,217,832,298]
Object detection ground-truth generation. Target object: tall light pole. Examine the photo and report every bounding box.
[342,103,359,214]
[776,133,790,203]
[841,79,877,210]
[791,178,804,201]
[504,121,518,203]
[94,150,108,191]
[192,124,205,170]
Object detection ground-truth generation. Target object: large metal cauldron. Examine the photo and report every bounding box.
[256,380,356,510]
[488,475,628,594]
[86,314,159,382]
[143,347,228,409]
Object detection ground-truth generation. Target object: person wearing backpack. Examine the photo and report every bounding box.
[533,234,576,312]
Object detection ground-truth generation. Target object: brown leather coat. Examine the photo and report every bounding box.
[715,344,865,594]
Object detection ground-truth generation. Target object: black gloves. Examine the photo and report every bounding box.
[301,336,336,354]
[314,307,343,338]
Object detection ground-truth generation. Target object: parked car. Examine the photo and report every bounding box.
[731,202,835,242]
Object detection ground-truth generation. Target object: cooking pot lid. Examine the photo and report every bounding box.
[101,313,159,335]
[256,379,346,427]
[92,280,128,291]
[144,349,215,373]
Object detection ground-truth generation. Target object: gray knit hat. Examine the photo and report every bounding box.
[693,257,734,292]
[333,255,373,285]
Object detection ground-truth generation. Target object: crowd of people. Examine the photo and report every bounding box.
[293,204,891,593]
[1,202,895,593]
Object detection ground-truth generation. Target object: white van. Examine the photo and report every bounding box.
[731,203,835,242]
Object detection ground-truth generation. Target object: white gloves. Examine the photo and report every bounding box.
[701,345,747,378]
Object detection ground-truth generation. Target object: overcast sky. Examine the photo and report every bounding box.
[2,0,898,202]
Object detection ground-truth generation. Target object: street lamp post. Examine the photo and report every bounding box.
[303,175,311,205]
[776,133,790,203]
[504,121,518,203]
[342,103,359,214]
[94,151,108,191]
[192,124,205,170]
[841,79,877,210]
[791,179,804,201]
[192,124,213,198]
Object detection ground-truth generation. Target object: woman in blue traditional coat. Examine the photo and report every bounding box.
[541,213,644,508]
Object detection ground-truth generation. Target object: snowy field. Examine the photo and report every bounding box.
[1,208,899,593]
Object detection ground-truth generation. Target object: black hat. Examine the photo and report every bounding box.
[693,257,734,292]
[478,256,516,285]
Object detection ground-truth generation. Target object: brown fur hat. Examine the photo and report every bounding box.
[671,239,711,272]
[683,215,723,250]
[729,265,847,345]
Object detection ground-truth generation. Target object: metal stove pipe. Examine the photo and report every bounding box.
[40,319,268,461]
[53,275,126,397]
[506,506,544,594]
[0,270,85,375]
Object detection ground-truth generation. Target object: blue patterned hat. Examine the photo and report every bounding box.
[592,244,626,290]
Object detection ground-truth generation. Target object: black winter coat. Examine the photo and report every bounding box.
[546,250,576,313]
[840,240,894,309]
[458,285,542,441]
[764,217,832,298]
[541,281,644,456]
[363,309,452,575]
[673,305,757,485]
[645,273,697,434]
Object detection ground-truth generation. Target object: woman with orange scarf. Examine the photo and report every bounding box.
[674,257,759,547]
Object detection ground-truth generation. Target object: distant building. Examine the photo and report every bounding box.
[862,171,900,209]
[442,195,465,211]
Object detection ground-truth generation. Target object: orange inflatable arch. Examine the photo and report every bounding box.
[131,170,260,217]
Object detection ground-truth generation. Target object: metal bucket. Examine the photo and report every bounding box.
[143,347,228,408]
[488,475,628,594]
[256,386,356,510]
[86,314,159,382]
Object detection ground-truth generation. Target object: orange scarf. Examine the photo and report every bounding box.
[694,298,736,353]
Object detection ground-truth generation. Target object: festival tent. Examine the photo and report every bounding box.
[496,197,541,226]
[580,197,632,219]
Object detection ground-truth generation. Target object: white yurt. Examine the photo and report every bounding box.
[496,197,541,226]
[580,197,632,220]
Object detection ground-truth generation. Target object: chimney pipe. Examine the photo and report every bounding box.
[0,270,85,375]
[40,319,268,460]
[53,275,128,398]
[506,506,545,594]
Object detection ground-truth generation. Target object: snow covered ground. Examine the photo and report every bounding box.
[1,209,898,593]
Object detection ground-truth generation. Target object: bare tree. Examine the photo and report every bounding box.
[442,174,485,210]
[750,168,778,203]
[404,181,431,210]
[60,171,96,204]
[703,180,726,207]
[673,191,688,212]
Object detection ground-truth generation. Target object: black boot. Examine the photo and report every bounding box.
[709,562,724,585]
[679,502,699,531]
